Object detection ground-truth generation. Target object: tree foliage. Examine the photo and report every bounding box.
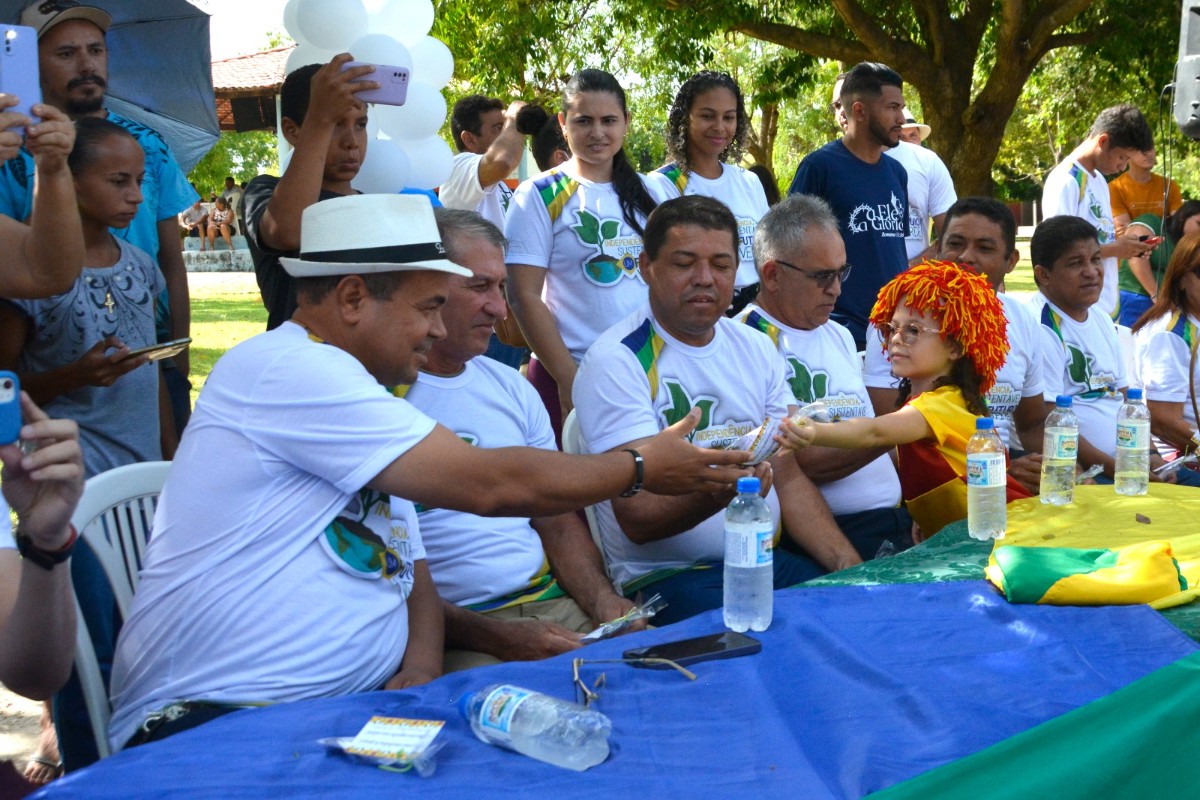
[188,131,279,197]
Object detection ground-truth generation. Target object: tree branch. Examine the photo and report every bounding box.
[731,20,870,63]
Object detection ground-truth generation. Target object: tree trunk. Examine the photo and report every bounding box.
[746,101,779,175]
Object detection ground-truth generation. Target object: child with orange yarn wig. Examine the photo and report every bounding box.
[781,260,1032,539]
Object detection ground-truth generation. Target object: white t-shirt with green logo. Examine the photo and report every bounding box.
[574,306,791,586]
[644,163,769,289]
[737,304,901,515]
[505,165,673,362]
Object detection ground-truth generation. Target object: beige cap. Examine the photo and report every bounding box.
[20,1,111,38]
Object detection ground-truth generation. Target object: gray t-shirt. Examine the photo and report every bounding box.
[6,238,165,477]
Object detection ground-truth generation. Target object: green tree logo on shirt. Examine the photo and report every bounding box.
[786,357,828,404]
[1066,344,1093,388]
[661,381,716,442]
[573,209,639,286]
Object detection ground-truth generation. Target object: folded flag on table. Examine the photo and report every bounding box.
[985,541,1187,605]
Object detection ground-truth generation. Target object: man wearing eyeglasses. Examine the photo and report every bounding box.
[573,195,862,625]
[788,62,909,349]
[736,194,913,558]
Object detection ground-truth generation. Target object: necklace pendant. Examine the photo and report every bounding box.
[104,291,115,314]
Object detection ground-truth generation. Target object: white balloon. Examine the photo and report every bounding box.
[296,0,368,52]
[351,138,413,194]
[285,42,339,76]
[348,34,412,71]
[408,36,454,89]
[283,0,304,43]
[370,0,434,47]
[397,135,452,190]
[375,83,446,141]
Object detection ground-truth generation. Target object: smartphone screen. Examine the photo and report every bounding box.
[0,25,42,124]
[623,631,761,667]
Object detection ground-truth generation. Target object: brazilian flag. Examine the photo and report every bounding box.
[986,541,1187,605]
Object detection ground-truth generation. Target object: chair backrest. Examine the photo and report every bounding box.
[560,410,610,577]
[70,460,171,759]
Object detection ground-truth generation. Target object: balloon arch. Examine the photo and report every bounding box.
[282,0,455,191]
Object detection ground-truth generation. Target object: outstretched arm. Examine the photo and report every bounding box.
[0,394,83,700]
[781,405,933,451]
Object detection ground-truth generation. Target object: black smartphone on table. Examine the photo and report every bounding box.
[623,631,761,668]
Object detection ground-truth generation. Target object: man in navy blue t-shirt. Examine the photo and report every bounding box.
[789,62,909,349]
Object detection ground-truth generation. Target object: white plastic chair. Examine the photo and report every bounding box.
[561,410,609,575]
[70,460,171,759]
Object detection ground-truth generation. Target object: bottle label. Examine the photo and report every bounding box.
[1045,428,1078,461]
[1116,420,1149,451]
[966,452,1006,488]
[725,525,774,568]
[478,685,532,744]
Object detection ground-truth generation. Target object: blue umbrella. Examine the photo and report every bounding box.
[3,0,219,171]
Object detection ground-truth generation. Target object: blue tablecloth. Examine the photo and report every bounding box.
[35,581,1198,799]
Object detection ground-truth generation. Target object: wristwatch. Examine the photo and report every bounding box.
[15,524,78,571]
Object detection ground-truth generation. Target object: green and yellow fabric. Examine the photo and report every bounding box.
[986,484,1200,609]
[985,541,1186,605]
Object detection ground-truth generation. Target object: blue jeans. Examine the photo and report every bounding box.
[828,506,915,561]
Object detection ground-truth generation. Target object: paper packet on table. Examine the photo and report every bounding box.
[726,401,833,466]
[319,716,446,776]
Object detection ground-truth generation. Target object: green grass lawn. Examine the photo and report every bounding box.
[188,275,266,405]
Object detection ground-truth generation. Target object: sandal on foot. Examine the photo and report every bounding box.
[23,756,63,785]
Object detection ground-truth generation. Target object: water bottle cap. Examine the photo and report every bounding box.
[974,417,994,430]
[737,476,761,494]
[1126,388,1143,401]
[1055,395,1073,407]
[458,690,475,720]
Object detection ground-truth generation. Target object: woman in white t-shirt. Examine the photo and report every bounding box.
[506,69,662,440]
[645,71,769,313]
[1132,230,1200,458]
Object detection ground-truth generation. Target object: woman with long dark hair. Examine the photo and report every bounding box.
[505,69,665,440]
[646,71,769,314]
[1132,230,1200,459]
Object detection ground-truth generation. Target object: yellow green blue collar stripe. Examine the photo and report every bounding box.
[621,317,666,401]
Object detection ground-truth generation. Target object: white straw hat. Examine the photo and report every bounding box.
[280,194,471,278]
[902,113,931,141]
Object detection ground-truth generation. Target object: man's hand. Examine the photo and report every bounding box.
[638,407,751,495]
[24,105,74,174]
[308,54,377,129]
[1008,453,1042,495]
[0,394,83,551]
[383,667,439,691]
[1108,233,1161,261]
[710,460,772,506]
[589,594,644,634]
[73,337,150,387]
[495,619,583,661]
[0,94,28,162]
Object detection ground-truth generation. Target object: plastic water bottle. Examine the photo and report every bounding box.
[723,476,774,632]
[461,684,612,771]
[1040,395,1079,505]
[1115,388,1151,496]
[966,417,1007,540]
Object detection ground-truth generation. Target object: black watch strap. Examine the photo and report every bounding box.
[620,448,644,497]
[16,525,77,571]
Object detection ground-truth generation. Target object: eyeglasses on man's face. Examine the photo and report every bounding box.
[878,321,942,346]
[774,259,852,289]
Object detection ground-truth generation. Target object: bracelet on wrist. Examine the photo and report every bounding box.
[16,523,78,571]
[620,448,644,497]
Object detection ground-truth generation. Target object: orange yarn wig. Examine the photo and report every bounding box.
[869,259,1009,394]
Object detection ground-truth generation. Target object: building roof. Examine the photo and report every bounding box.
[212,46,294,131]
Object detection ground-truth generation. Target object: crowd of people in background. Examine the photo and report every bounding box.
[3,0,1200,790]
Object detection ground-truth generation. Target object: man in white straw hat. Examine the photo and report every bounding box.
[107,193,753,751]
[899,112,930,145]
